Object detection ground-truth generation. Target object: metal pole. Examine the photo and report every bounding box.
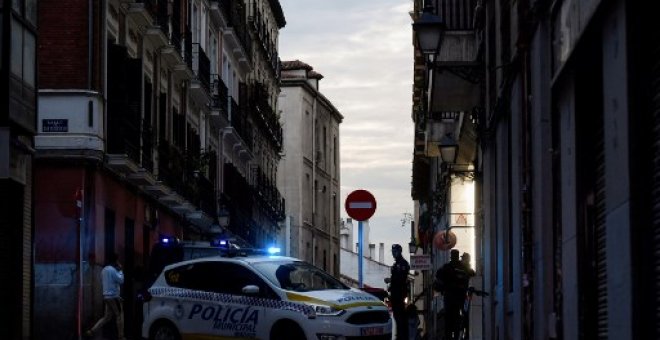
[358,220,363,288]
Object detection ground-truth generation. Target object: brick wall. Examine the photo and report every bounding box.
[38,0,90,89]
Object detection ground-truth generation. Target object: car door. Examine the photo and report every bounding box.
[214,262,281,339]
[162,262,227,337]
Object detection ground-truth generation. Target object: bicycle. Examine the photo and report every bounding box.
[456,286,489,340]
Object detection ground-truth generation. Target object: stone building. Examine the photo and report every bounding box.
[0,1,38,339]
[34,1,286,338]
[411,0,660,338]
[278,60,343,276]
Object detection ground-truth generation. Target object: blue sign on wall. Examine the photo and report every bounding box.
[42,119,68,132]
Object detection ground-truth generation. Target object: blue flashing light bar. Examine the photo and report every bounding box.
[267,247,281,255]
[211,239,230,248]
[160,236,178,245]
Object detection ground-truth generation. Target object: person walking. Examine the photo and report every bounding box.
[435,249,471,340]
[389,244,410,340]
[85,253,125,339]
[460,252,476,338]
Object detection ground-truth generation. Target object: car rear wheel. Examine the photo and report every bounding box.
[150,320,181,340]
[270,320,306,340]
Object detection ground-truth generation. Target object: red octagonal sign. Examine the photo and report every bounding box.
[345,189,377,221]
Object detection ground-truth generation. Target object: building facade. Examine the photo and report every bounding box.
[0,1,38,339]
[278,60,343,276]
[34,1,285,338]
[412,0,659,339]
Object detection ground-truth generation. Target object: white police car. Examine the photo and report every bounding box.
[141,249,392,340]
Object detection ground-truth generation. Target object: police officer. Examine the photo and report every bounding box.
[435,249,471,340]
[389,244,410,340]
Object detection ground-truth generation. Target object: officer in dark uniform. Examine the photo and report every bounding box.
[435,249,471,340]
[389,244,410,340]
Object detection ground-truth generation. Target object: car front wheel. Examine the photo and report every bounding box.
[270,320,306,340]
[150,320,181,340]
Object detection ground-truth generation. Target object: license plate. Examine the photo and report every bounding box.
[360,327,384,336]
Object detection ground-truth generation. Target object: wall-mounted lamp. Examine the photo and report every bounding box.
[408,239,419,254]
[412,2,446,59]
[439,134,458,165]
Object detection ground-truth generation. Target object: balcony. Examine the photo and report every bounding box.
[189,43,212,105]
[127,0,158,28]
[106,117,141,174]
[221,96,252,158]
[250,83,283,151]
[223,163,254,239]
[223,0,252,72]
[106,47,143,174]
[209,0,230,28]
[209,74,230,128]
[253,166,286,222]
[157,142,187,199]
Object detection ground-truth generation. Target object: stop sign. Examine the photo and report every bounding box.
[345,190,377,221]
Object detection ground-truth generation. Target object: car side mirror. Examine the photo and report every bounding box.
[242,285,260,295]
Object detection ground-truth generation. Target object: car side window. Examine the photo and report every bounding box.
[165,261,278,299]
[218,262,279,299]
[164,263,201,290]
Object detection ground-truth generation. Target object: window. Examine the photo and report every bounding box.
[12,0,37,27]
[252,260,347,292]
[10,17,36,87]
[165,261,277,299]
[192,4,199,43]
[210,36,218,75]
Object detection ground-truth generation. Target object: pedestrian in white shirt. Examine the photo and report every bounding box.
[85,253,125,339]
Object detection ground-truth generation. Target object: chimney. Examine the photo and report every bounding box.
[369,244,376,259]
[379,243,385,263]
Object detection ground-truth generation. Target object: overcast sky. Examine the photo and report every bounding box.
[278,0,415,265]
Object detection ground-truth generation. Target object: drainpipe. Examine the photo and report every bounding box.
[312,92,317,265]
[88,0,93,90]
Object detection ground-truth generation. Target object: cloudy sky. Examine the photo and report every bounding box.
[278,0,415,264]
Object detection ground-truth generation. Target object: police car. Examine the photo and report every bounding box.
[141,246,392,340]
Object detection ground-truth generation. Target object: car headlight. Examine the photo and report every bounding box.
[307,303,345,316]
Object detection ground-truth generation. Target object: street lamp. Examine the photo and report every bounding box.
[408,239,418,254]
[412,2,446,58]
[439,134,458,165]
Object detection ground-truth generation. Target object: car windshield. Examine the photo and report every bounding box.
[251,260,349,292]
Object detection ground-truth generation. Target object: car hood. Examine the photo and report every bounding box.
[285,289,387,310]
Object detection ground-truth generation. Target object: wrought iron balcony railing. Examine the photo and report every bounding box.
[249,82,283,151]
[229,96,253,150]
[223,162,254,217]
[210,74,229,119]
[192,43,211,92]
[184,28,193,71]
[157,141,186,190]
[253,166,286,221]
[142,121,154,172]
[170,13,182,55]
[436,0,477,30]
[228,0,252,59]
[107,45,142,165]
[136,0,158,20]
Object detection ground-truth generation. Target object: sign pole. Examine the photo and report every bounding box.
[344,189,377,290]
[358,220,364,288]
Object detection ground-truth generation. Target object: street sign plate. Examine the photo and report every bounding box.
[345,189,377,221]
[410,254,431,270]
